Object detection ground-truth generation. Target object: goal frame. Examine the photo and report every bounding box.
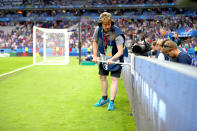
[33,26,69,65]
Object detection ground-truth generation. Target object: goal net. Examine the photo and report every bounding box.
[33,26,69,65]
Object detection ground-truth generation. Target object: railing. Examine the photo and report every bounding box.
[122,54,197,131]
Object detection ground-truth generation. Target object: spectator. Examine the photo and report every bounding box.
[172,32,181,46]
[195,45,197,57]
[160,28,172,40]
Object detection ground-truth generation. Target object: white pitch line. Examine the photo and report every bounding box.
[0,64,33,77]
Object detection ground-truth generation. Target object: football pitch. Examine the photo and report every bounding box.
[0,57,136,131]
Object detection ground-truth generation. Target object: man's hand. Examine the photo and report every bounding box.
[92,56,100,63]
[106,58,113,65]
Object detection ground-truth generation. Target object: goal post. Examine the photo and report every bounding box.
[33,26,69,65]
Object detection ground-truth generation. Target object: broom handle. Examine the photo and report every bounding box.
[95,60,131,65]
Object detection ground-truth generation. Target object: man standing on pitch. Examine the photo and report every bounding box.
[92,12,126,111]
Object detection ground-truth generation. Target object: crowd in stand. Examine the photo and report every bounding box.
[78,15,197,50]
[0,23,33,50]
[83,0,176,5]
[1,7,190,18]
[0,0,176,7]
[0,9,196,55]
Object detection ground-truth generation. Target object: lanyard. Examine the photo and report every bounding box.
[102,29,112,53]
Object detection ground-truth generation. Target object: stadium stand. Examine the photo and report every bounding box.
[0,0,196,61]
[0,0,197,130]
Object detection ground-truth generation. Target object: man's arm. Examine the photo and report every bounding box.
[92,27,100,63]
[110,44,124,61]
[92,39,100,62]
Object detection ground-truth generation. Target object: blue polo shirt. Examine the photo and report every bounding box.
[177,51,192,65]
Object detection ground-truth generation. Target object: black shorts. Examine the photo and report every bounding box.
[98,63,122,78]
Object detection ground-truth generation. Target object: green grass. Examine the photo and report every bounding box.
[0,57,33,74]
[0,57,136,131]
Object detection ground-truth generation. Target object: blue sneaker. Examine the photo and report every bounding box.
[94,97,109,107]
[108,101,115,111]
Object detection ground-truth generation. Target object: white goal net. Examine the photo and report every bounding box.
[33,26,69,65]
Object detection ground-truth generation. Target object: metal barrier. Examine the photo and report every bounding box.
[122,53,197,131]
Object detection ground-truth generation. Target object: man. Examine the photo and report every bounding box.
[92,12,127,111]
[160,28,172,40]
[172,32,181,46]
[162,38,186,53]
[155,39,169,61]
[161,40,195,66]
[195,45,197,57]
[148,41,157,58]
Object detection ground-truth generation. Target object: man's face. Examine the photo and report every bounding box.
[160,29,166,37]
[155,40,162,50]
[165,49,176,58]
[174,33,178,38]
[155,43,161,51]
[102,20,111,32]
[151,44,154,49]
[151,44,156,51]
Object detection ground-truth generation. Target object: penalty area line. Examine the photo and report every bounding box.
[0,64,34,77]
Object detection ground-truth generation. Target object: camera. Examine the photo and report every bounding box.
[131,40,152,56]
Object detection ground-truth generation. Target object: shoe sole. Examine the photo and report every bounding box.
[94,101,109,107]
[108,105,115,111]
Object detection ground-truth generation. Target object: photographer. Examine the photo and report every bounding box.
[92,12,127,111]
[148,41,157,58]
[155,39,169,61]
[161,40,197,66]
